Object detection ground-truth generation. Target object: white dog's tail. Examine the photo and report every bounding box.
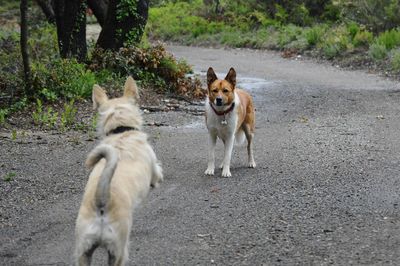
[235,129,246,146]
[86,144,118,215]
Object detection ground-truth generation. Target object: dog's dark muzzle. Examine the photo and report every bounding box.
[216,97,223,106]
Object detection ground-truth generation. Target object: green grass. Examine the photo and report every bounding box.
[375,29,400,50]
[146,1,400,73]
[3,172,16,182]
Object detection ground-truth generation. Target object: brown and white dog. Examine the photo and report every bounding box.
[74,77,163,266]
[205,67,256,177]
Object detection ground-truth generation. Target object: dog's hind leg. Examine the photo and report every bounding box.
[243,124,256,168]
[107,226,129,266]
[205,132,217,175]
[76,242,98,266]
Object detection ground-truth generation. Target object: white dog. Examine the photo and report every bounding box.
[74,77,163,266]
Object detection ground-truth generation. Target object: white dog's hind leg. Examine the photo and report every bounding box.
[221,135,234,177]
[243,124,256,168]
[205,133,217,175]
[75,240,98,266]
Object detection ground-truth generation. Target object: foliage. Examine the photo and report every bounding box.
[390,49,400,71]
[305,25,327,47]
[32,58,97,100]
[368,43,388,61]
[374,29,400,50]
[319,25,352,58]
[3,172,16,182]
[89,43,204,98]
[60,100,77,130]
[32,99,58,128]
[339,0,400,33]
[352,30,373,47]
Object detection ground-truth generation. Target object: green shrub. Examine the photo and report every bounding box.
[305,25,326,46]
[89,43,204,98]
[60,100,77,130]
[32,99,58,128]
[0,109,8,124]
[369,43,388,61]
[0,30,24,100]
[32,59,97,100]
[319,25,352,58]
[323,43,340,59]
[347,22,360,40]
[291,3,312,26]
[390,49,400,71]
[353,30,373,47]
[274,4,289,24]
[340,0,400,33]
[375,29,400,50]
[277,24,302,48]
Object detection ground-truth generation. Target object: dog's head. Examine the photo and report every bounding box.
[92,76,143,136]
[207,67,236,107]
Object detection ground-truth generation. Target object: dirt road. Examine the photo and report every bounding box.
[1,45,400,265]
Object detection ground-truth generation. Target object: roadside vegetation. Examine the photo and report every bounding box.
[147,0,400,73]
[0,0,204,130]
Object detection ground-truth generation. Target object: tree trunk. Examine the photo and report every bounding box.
[20,0,31,94]
[53,0,87,61]
[87,0,109,27]
[35,0,56,24]
[97,0,149,50]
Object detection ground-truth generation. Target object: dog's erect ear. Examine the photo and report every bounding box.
[123,76,139,100]
[225,67,236,88]
[207,67,218,89]
[92,85,108,110]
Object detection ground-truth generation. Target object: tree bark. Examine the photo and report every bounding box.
[87,0,109,27]
[35,0,56,24]
[53,0,87,61]
[20,0,31,94]
[97,0,149,50]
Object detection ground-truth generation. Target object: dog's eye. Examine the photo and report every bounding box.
[223,89,229,93]
[212,89,218,93]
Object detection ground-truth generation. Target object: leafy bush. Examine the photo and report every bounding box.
[305,25,326,46]
[390,49,400,71]
[375,29,400,50]
[369,43,388,61]
[290,3,312,26]
[319,25,352,58]
[89,44,204,98]
[60,100,77,130]
[353,30,373,47]
[347,22,360,40]
[340,0,400,33]
[32,58,98,100]
[277,24,302,48]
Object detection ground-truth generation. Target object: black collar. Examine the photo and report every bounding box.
[107,126,137,136]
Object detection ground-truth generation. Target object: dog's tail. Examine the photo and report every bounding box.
[86,144,119,215]
[235,129,246,146]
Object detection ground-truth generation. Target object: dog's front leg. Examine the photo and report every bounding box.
[221,134,234,177]
[205,132,217,175]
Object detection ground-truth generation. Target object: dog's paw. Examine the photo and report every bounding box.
[205,168,215,175]
[221,169,232,177]
[248,161,256,168]
[151,181,161,188]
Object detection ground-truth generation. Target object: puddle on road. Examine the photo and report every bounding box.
[190,71,275,91]
[238,76,275,91]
